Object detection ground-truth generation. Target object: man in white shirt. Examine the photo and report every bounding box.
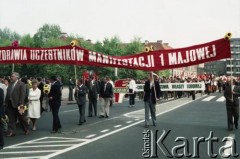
[128,77,136,108]
[109,78,114,107]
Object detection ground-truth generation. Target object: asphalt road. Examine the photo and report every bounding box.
[0,91,239,159]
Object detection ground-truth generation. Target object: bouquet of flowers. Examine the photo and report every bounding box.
[18,105,28,115]
[1,115,9,122]
[12,40,19,47]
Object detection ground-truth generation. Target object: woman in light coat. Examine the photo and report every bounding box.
[28,80,41,130]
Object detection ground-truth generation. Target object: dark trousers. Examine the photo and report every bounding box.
[88,98,97,116]
[0,120,4,147]
[50,103,61,131]
[40,96,44,114]
[177,91,183,98]
[226,104,239,129]
[218,86,222,93]
[78,103,86,123]
[191,91,196,100]
[129,93,135,105]
[110,98,113,107]
[69,88,73,101]
[6,102,29,134]
[163,92,168,100]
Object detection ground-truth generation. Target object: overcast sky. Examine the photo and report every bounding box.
[0,0,239,48]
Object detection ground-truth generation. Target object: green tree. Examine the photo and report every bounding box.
[20,34,34,47]
[94,41,103,52]
[33,24,62,47]
[118,37,147,79]
[0,27,21,75]
[158,70,171,77]
[0,27,21,41]
[0,27,21,47]
[0,38,11,47]
[124,37,144,55]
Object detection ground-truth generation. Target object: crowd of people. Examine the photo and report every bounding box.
[128,74,239,129]
[0,72,239,150]
[0,72,116,150]
[0,72,63,150]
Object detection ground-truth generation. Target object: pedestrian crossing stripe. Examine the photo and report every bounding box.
[216,96,225,102]
[202,96,216,101]
[201,96,226,102]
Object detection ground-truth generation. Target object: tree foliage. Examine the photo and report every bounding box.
[20,34,34,47]
[33,24,62,47]
[0,27,21,47]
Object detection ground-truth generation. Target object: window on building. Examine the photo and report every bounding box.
[231,40,240,46]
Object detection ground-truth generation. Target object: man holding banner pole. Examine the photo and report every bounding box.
[143,72,161,128]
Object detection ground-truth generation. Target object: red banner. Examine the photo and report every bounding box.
[0,38,231,71]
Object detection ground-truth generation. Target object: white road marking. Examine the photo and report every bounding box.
[5,96,205,159]
[114,125,122,128]
[216,96,225,102]
[85,134,96,138]
[123,98,179,118]
[45,99,199,159]
[47,136,85,140]
[32,140,86,144]
[2,137,88,159]
[202,96,216,101]
[1,156,45,159]
[5,137,49,148]
[126,121,133,124]
[0,150,57,154]
[87,116,121,126]
[100,129,110,133]
[62,109,78,113]
[8,144,76,148]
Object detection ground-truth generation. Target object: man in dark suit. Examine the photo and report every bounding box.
[5,72,28,136]
[224,79,240,131]
[0,87,4,149]
[68,78,75,101]
[87,76,99,117]
[75,79,88,125]
[144,72,161,128]
[99,77,113,118]
[48,76,62,133]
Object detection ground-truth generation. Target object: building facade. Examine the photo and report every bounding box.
[226,38,240,76]
[204,38,240,76]
[204,60,226,75]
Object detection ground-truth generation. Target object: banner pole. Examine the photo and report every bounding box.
[230,57,233,100]
[150,71,158,103]
[74,65,77,84]
[12,64,15,73]
[74,65,79,99]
